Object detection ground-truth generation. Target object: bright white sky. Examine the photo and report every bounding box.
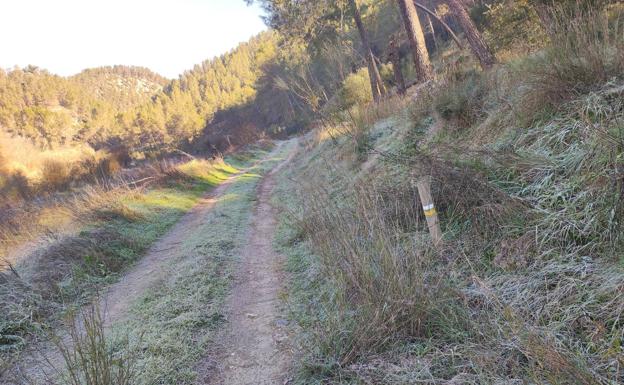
[1,0,267,78]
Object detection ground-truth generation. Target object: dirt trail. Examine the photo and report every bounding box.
[4,144,292,384]
[200,143,295,385]
[99,176,236,328]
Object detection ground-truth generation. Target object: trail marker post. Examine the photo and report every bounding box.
[416,176,442,247]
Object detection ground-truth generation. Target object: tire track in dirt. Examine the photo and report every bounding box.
[200,140,296,385]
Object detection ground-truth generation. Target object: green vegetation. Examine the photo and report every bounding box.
[0,33,299,163]
[3,0,624,384]
[54,305,139,385]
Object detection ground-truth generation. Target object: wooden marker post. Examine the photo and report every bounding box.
[416,176,442,247]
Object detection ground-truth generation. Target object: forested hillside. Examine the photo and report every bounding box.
[0,34,289,155]
[0,32,301,199]
[71,66,168,109]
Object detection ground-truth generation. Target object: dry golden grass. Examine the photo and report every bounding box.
[0,132,125,201]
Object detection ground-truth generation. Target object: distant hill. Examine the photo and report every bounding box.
[0,65,167,147]
[70,66,168,109]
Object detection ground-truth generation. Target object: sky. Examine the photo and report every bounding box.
[0,0,267,78]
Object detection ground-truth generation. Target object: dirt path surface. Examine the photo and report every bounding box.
[200,144,294,385]
[3,145,291,385]
[99,176,236,328]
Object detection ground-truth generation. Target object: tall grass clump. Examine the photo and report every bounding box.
[493,86,624,254]
[294,174,469,374]
[517,3,624,118]
[433,69,490,130]
[0,132,129,199]
[0,267,48,356]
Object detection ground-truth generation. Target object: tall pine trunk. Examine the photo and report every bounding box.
[397,0,433,82]
[446,0,496,70]
[349,0,385,102]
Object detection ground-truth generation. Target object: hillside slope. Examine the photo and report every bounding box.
[272,8,624,383]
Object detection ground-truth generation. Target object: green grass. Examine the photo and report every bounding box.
[276,62,624,384]
[58,159,247,304]
[271,140,367,384]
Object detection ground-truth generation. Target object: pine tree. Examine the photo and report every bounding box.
[397,0,433,82]
[446,0,496,70]
[349,0,386,102]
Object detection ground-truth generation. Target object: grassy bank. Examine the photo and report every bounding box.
[0,144,272,375]
[273,7,624,383]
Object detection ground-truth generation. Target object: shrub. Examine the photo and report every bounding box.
[40,159,71,192]
[54,304,138,385]
[340,68,373,109]
[4,171,33,200]
[97,156,122,179]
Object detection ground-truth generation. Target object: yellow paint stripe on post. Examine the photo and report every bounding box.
[424,208,437,217]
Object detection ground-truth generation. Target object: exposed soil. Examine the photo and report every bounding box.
[199,144,295,385]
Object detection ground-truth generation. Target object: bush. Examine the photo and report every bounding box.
[339,68,373,109]
[54,305,138,385]
[97,156,122,179]
[40,159,71,192]
[3,171,33,200]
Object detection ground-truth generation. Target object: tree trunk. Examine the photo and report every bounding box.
[446,0,496,70]
[397,0,434,82]
[349,0,385,102]
[388,35,406,95]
